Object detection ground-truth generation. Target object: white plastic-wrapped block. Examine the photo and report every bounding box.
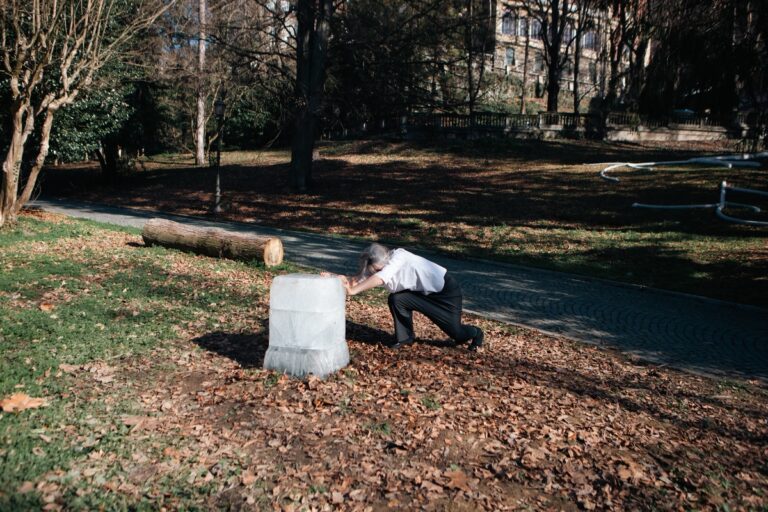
[264,274,348,378]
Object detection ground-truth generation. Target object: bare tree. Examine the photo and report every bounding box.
[195,0,208,166]
[463,0,495,118]
[569,0,596,112]
[519,22,532,113]
[519,0,575,112]
[602,0,650,111]
[0,0,174,227]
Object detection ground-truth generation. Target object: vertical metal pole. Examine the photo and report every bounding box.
[214,117,222,214]
[719,181,727,211]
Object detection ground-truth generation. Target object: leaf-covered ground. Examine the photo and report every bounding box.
[1,213,767,510]
[42,138,768,307]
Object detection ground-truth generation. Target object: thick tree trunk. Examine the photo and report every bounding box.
[1,120,25,227]
[1,100,35,227]
[142,218,284,266]
[290,0,313,192]
[96,138,120,181]
[290,0,332,192]
[546,62,562,112]
[16,108,57,211]
[544,0,567,112]
[290,110,314,192]
[466,0,475,118]
[195,0,207,167]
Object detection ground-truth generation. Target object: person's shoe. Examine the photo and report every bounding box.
[468,328,484,351]
[387,338,414,349]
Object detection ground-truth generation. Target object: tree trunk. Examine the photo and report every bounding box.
[466,0,475,118]
[546,61,562,112]
[16,108,57,211]
[0,100,35,228]
[605,0,626,111]
[520,32,531,114]
[290,0,332,192]
[96,138,120,182]
[573,23,582,113]
[1,117,25,227]
[544,0,566,112]
[195,0,207,167]
[141,218,284,266]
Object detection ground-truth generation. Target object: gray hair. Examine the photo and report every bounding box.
[356,243,392,279]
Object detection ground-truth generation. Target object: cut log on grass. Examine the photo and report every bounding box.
[142,218,284,266]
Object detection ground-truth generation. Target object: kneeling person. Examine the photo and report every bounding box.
[337,243,483,350]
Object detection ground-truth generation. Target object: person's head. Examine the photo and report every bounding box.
[357,243,392,279]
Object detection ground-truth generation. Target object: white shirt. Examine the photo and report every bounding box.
[375,249,447,294]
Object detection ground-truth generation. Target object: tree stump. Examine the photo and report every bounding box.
[141,218,284,266]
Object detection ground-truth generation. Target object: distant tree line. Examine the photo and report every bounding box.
[1,0,766,223]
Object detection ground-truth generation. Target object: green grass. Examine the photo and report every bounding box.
[420,395,441,411]
[365,421,392,436]
[0,216,271,510]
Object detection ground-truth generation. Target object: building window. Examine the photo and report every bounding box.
[518,16,528,37]
[530,19,542,39]
[502,13,515,35]
[563,23,574,43]
[589,61,597,83]
[533,52,544,73]
[505,47,516,67]
[583,30,598,50]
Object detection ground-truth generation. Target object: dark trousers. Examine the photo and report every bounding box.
[387,273,476,343]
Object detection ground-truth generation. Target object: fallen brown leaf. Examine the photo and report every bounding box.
[17,481,35,493]
[1,393,48,412]
[58,364,80,373]
[444,470,471,492]
[242,469,257,486]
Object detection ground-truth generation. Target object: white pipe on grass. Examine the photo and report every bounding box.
[599,155,768,226]
[599,153,764,182]
[715,181,768,226]
[632,201,761,212]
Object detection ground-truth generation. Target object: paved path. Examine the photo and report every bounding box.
[30,198,768,382]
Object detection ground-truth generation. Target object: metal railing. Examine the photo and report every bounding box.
[405,112,597,132]
[324,110,765,141]
[607,112,724,128]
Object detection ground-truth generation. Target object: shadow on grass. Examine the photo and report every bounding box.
[192,321,390,368]
[318,138,729,165]
[508,358,768,446]
[192,331,268,368]
[409,345,767,447]
[38,140,768,307]
[345,321,391,346]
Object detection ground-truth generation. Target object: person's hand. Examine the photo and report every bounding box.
[320,271,332,277]
[338,275,349,286]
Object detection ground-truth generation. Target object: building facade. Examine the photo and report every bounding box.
[487,0,622,113]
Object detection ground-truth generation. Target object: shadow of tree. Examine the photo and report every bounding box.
[39,139,768,307]
[408,345,768,446]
